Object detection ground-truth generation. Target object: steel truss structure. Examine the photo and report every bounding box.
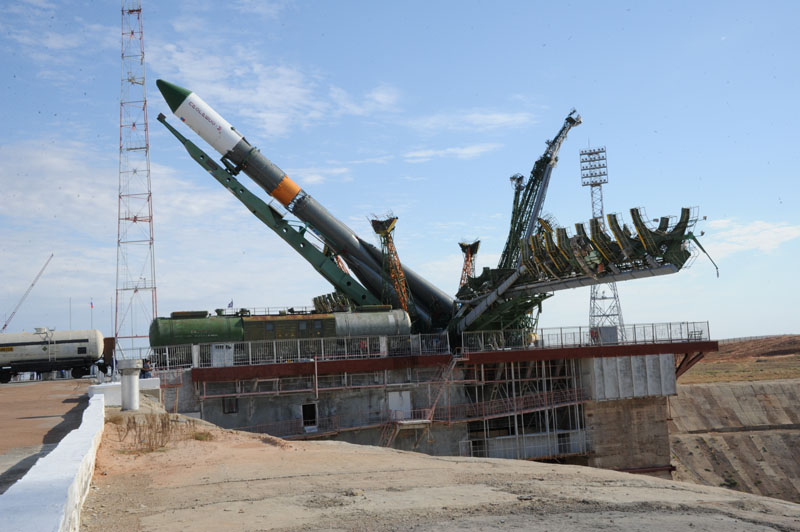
[580,146,624,338]
[116,0,157,354]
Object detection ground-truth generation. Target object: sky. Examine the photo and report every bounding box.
[1,0,799,340]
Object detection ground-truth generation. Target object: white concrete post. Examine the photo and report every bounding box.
[118,359,143,411]
[192,345,200,368]
[380,336,387,357]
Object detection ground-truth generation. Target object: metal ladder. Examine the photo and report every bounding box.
[378,350,466,448]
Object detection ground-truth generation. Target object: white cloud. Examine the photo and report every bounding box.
[286,166,351,185]
[2,15,116,70]
[707,218,732,229]
[232,0,288,19]
[409,110,535,132]
[367,85,401,108]
[0,140,117,240]
[150,39,402,137]
[149,39,324,137]
[4,0,56,17]
[404,143,501,163]
[705,219,800,259]
[348,155,394,165]
[330,84,400,116]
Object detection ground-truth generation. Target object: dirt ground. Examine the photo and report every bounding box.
[81,415,800,532]
[79,337,800,531]
[679,335,800,384]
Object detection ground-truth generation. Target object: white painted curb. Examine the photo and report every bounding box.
[0,394,105,532]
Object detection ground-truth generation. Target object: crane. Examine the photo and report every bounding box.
[498,109,582,269]
[1,253,54,333]
[452,110,582,333]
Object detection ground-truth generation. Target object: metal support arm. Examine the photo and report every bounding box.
[157,114,380,307]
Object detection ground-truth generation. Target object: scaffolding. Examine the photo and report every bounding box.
[457,357,589,460]
[225,357,589,462]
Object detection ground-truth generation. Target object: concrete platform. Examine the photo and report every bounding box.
[0,379,90,494]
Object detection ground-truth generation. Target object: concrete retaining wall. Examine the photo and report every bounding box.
[585,395,671,476]
[670,379,800,502]
[0,394,105,532]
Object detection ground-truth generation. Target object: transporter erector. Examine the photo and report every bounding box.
[155,80,714,345]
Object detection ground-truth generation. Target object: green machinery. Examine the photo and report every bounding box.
[451,112,716,334]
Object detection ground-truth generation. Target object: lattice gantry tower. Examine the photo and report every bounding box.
[116,0,157,354]
[459,240,480,288]
[580,147,624,337]
[371,217,413,315]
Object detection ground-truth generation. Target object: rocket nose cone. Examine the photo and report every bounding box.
[156,79,191,113]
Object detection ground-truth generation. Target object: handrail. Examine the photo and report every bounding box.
[462,321,711,354]
[122,320,712,371]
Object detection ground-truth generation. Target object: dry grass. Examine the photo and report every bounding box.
[192,431,214,442]
[106,413,124,426]
[681,335,800,384]
[112,413,198,453]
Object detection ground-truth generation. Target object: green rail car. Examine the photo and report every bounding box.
[149,308,411,347]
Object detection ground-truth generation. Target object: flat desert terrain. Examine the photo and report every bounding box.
[81,415,800,531]
[80,336,800,530]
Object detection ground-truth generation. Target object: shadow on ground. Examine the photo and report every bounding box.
[0,393,88,494]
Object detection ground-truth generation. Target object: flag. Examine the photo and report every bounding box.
[227,299,233,309]
[90,300,93,309]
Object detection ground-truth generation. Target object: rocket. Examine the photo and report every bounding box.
[156,80,454,326]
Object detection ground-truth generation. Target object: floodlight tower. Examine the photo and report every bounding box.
[116,0,157,356]
[580,147,625,338]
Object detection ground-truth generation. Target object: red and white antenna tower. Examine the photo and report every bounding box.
[116,0,157,355]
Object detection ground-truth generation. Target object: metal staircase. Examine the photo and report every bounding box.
[378,351,466,448]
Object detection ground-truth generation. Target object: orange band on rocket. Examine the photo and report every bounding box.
[271,175,302,206]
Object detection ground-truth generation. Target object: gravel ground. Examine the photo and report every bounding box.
[81,416,800,532]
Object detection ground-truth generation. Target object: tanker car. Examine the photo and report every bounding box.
[149,308,411,347]
[0,329,105,383]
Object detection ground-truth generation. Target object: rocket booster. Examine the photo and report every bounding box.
[156,80,454,324]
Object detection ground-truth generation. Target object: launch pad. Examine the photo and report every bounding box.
[144,83,719,476]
